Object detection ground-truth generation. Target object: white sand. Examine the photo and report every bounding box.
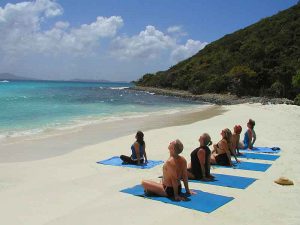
[0,103,299,225]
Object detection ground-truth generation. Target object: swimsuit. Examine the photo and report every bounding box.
[189,146,211,179]
[163,184,182,197]
[215,153,230,166]
[131,143,145,160]
[243,130,250,149]
[120,142,145,165]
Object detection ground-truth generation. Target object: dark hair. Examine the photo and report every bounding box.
[136,131,145,146]
[248,119,255,129]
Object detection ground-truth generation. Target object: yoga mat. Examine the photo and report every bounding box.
[121,185,234,213]
[238,153,280,161]
[97,156,163,169]
[240,146,281,154]
[214,161,272,172]
[189,173,256,189]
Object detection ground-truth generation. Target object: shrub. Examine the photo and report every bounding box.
[294,94,300,105]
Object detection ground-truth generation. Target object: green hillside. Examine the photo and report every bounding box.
[136,3,300,101]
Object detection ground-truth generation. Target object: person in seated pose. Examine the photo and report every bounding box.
[210,128,233,167]
[243,119,256,149]
[141,139,195,201]
[187,133,214,181]
[120,131,148,165]
[231,125,243,158]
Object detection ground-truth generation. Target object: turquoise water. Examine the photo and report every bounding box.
[0,80,202,138]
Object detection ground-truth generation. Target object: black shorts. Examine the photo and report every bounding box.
[120,155,144,165]
[163,184,182,197]
[215,153,230,166]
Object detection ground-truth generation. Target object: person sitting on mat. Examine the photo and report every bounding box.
[187,133,214,181]
[231,125,243,160]
[243,119,256,149]
[120,131,148,165]
[210,128,233,167]
[141,139,195,201]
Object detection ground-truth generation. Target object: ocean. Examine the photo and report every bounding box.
[0,80,203,141]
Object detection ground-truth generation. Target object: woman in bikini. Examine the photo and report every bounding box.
[141,139,195,201]
[187,133,214,181]
[210,128,233,167]
[120,131,148,165]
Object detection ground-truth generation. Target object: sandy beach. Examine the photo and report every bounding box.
[0,103,299,225]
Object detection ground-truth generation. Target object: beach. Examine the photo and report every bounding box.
[0,103,299,225]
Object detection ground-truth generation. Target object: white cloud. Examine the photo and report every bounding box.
[171,39,207,63]
[110,25,176,60]
[167,26,182,33]
[111,26,207,63]
[0,0,123,56]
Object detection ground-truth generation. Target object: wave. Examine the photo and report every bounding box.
[0,105,205,142]
[109,87,129,90]
[0,80,10,83]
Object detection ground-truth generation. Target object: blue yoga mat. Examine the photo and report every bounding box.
[189,173,256,189]
[240,146,281,154]
[238,153,280,161]
[121,185,234,213]
[214,161,272,172]
[97,156,163,169]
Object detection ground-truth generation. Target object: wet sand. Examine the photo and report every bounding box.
[0,105,224,162]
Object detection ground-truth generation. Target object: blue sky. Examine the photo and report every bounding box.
[0,0,298,81]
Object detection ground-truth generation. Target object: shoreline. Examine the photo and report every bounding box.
[131,86,294,105]
[0,104,224,163]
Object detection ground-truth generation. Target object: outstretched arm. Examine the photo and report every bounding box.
[230,144,240,163]
[248,130,253,149]
[251,130,256,146]
[182,159,195,195]
[143,144,148,163]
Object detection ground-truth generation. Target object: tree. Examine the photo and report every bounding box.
[292,70,300,88]
[227,65,257,96]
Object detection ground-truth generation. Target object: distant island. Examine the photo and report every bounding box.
[69,78,127,83]
[136,3,300,105]
[0,73,36,81]
[0,73,127,83]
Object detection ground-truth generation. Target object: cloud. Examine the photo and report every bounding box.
[170,39,208,63]
[35,16,123,55]
[167,25,187,37]
[110,25,176,60]
[0,0,123,56]
[111,26,207,63]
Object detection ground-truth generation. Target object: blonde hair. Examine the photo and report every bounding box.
[202,133,212,146]
[223,128,232,144]
[174,139,184,154]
